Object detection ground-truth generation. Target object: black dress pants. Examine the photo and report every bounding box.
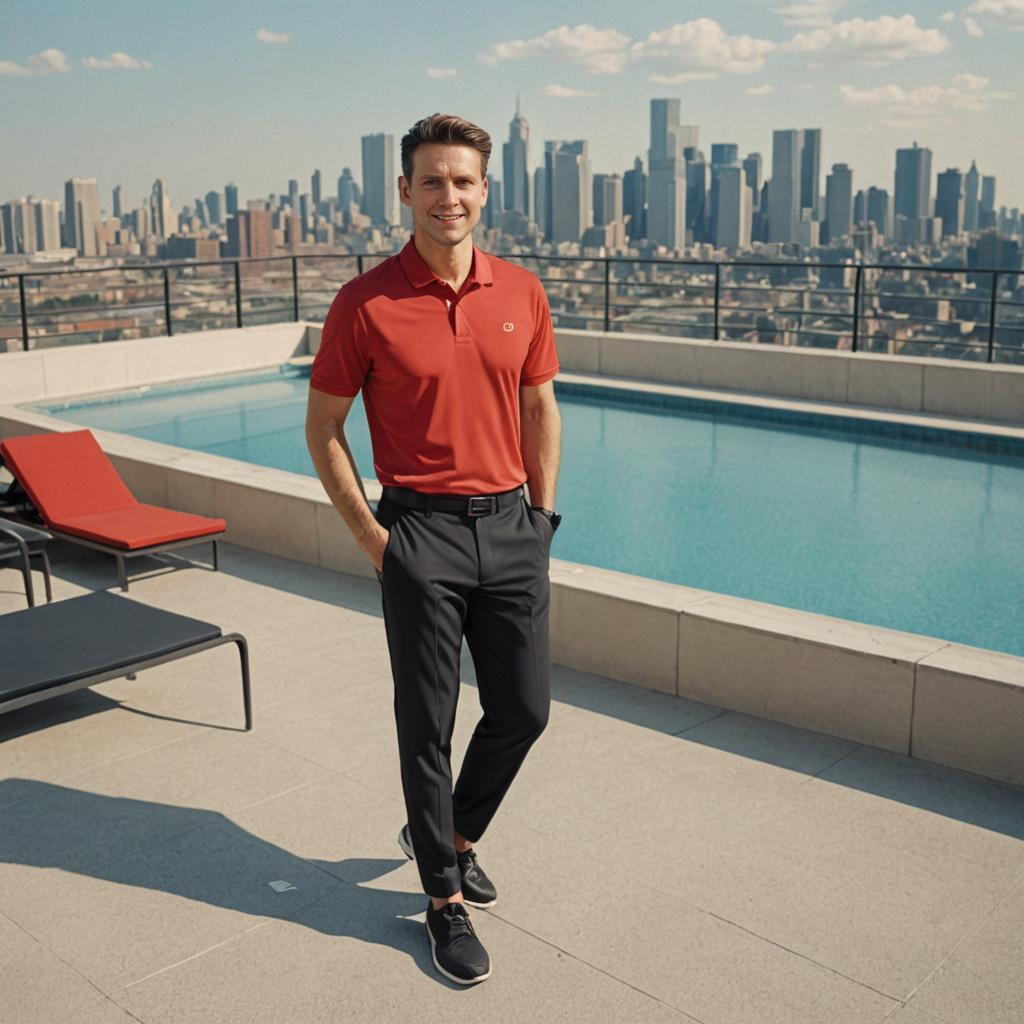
[374,485,554,898]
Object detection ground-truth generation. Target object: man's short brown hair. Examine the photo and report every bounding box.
[400,113,492,182]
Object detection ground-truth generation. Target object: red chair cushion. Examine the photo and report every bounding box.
[52,505,226,551]
[0,430,136,522]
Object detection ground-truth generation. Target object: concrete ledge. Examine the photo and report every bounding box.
[556,327,1024,426]
[913,644,1024,787]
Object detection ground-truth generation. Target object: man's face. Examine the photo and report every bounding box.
[399,143,488,248]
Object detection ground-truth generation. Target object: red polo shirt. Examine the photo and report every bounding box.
[310,238,559,495]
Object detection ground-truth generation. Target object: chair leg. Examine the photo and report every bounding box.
[35,549,53,603]
[233,635,252,731]
[117,555,128,591]
[212,538,219,572]
[19,556,35,608]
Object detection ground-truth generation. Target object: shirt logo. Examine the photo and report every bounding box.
[502,322,514,332]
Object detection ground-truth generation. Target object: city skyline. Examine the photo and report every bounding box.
[3,1,1023,211]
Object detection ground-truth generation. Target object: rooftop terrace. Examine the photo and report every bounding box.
[3,537,1023,1023]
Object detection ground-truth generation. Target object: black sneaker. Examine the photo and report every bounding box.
[425,900,491,984]
[398,823,498,909]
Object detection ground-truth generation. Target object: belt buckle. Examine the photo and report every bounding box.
[467,495,497,516]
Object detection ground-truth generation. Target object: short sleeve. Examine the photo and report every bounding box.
[520,279,560,387]
[309,284,370,397]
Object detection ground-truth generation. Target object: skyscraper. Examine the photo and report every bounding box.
[980,175,997,229]
[205,190,223,226]
[824,163,853,243]
[711,164,751,250]
[150,179,173,239]
[112,185,122,220]
[592,173,623,226]
[800,128,822,215]
[894,143,932,240]
[63,177,101,255]
[769,129,803,244]
[742,153,762,209]
[647,99,688,249]
[623,156,647,240]
[361,133,397,226]
[685,155,708,240]
[311,169,322,208]
[963,160,980,233]
[337,167,359,210]
[544,140,591,244]
[866,187,891,238]
[225,183,239,217]
[533,166,546,234]
[936,168,965,237]
[502,93,530,217]
[710,144,739,168]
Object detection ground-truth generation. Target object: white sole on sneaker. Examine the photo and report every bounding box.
[400,828,498,908]
[426,920,491,984]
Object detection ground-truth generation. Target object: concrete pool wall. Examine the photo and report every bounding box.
[1,323,1022,788]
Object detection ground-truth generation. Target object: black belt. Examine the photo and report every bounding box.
[381,485,524,517]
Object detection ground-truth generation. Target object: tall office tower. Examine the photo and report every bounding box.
[592,173,623,226]
[112,185,122,219]
[311,169,322,208]
[227,208,274,258]
[337,167,359,210]
[483,175,503,229]
[685,155,708,240]
[824,163,853,243]
[63,177,101,255]
[936,168,965,237]
[205,190,223,226]
[894,143,933,241]
[544,140,591,244]
[769,129,803,243]
[225,183,239,217]
[533,166,546,234]
[711,144,739,168]
[149,179,173,239]
[287,179,299,212]
[980,175,997,229]
[361,133,397,226]
[742,153,762,209]
[502,93,530,216]
[711,164,751,250]
[800,128,822,217]
[647,99,688,249]
[963,160,980,233]
[1,199,35,253]
[623,156,647,240]
[194,198,208,227]
[866,187,891,237]
[854,190,867,227]
[35,198,61,251]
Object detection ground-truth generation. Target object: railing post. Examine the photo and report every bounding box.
[18,274,28,352]
[292,256,300,321]
[852,264,863,353]
[234,261,242,328]
[987,270,999,363]
[162,265,172,337]
[713,263,721,341]
[603,258,611,333]
[357,254,364,276]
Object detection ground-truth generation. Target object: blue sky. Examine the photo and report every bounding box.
[4,0,1022,215]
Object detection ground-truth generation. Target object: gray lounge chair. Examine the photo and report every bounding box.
[0,591,251,728]
[0,521,53,608]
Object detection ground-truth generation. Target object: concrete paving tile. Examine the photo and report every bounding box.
[881,1006,950,1023]
[0,912,138,1024]
[0,819,344,991]
[910,882,1024,1023]
[480,828,896,1024]
[120,882,700,1024]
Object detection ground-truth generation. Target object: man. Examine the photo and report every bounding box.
[305,112,562,985]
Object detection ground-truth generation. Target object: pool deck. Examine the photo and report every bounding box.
[2,541,1023,1024]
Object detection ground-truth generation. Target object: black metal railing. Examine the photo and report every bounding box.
[1,253,1021,364]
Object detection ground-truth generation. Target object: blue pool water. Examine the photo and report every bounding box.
[33,366,1024,658]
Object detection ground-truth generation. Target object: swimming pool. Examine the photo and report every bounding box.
[32,365,1024,658]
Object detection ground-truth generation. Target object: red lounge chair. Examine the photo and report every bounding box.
[0,430,225,591]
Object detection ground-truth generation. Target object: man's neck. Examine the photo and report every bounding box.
[413,233,474,293]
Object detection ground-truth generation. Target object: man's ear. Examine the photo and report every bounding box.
[398,175,411,207]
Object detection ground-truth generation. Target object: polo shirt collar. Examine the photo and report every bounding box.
[399,237,493,290]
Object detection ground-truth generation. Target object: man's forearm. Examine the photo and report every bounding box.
[520,405,562,509]
[306,421,379,548]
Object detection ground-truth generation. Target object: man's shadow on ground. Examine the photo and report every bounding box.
[0,777,469,988]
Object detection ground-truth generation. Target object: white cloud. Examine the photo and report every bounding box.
[82,51,152,70]
[480,24,630,75]
[966,0,1024,30]
[632,19,777,79]
[649,71,720,83]
[425,67,457,79]
[771,2,843,28]
[746,83,775,95]
[256,29,289,44]
[0,48,71,76]
[838,73,1007,125]
[785,15,950,62]
[939,10,956,21]
[544,83,598,97]
[964,15,985,34]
